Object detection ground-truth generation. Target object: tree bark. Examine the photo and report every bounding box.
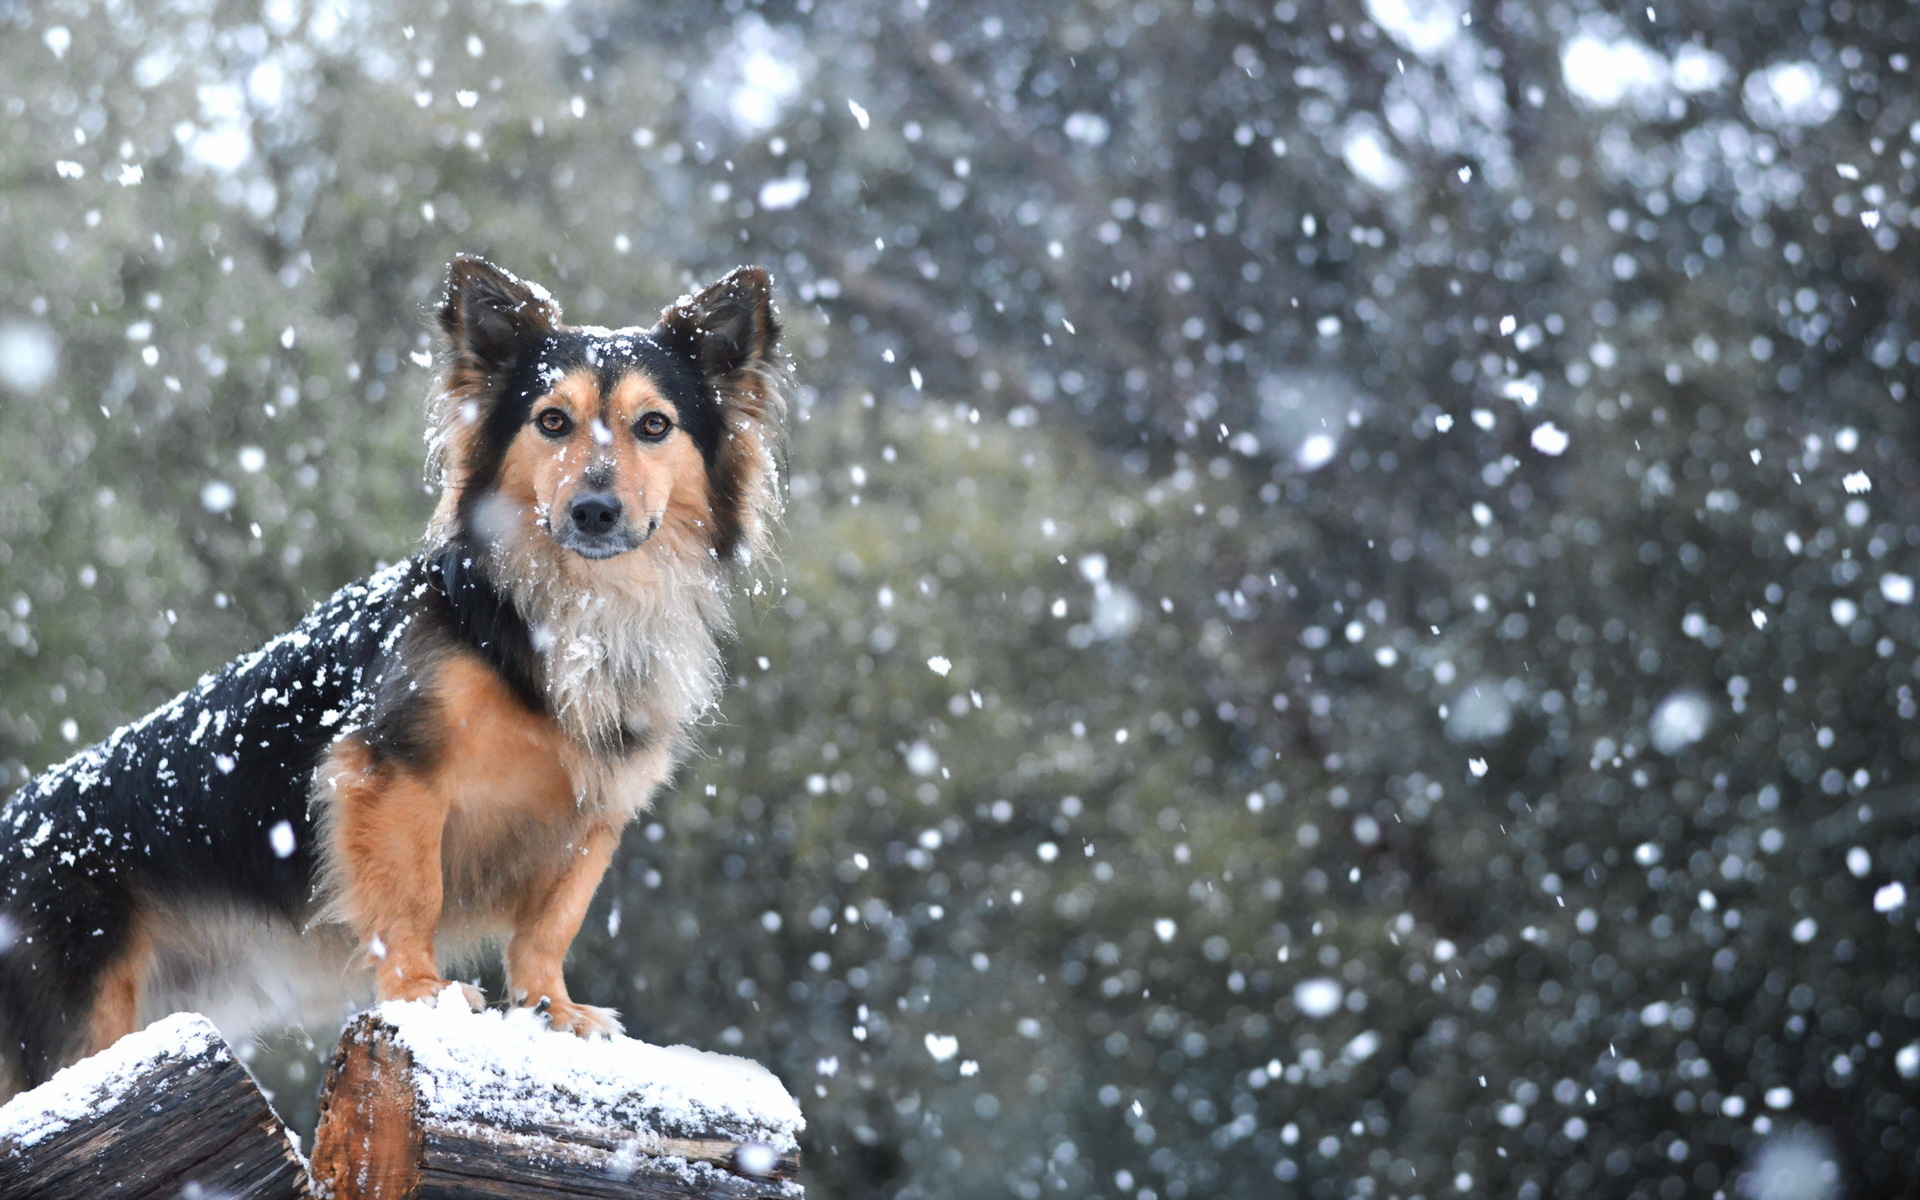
[310,1008,803,1200]
[0,1012,310,1200]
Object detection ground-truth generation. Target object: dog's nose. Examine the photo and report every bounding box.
[569,493,623,533]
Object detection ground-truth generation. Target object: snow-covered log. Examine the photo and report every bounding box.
[0,1012,311,1199]
[310,997,804,1200]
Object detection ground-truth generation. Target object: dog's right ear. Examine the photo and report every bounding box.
[439,256,562,375]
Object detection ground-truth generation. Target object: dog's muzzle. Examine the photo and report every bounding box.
[555,492,647,559]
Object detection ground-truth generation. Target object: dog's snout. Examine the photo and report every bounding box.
[569,493,623,533]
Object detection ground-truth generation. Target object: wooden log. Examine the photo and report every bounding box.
[0,1011,311,1199]
[310,997,804,1199]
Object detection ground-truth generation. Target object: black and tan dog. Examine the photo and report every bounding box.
[0,258,786,1096]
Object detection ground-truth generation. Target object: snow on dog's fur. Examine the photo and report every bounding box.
[0,258,787,1097]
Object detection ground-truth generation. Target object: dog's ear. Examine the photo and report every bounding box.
[439,256,561,375]
[658,267,780,383]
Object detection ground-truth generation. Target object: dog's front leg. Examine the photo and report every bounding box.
[333,764,482,1010]
[505,821,622,1037]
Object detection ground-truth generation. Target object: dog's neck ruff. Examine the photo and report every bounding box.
[430,533,730,767]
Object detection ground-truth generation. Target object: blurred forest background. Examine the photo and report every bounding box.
[3,0,1919,1196]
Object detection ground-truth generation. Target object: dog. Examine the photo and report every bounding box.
[0,257,787,1097]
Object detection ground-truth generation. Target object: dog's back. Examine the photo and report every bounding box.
[0,559,422,1092]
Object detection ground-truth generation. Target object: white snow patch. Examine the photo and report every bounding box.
[1880,574,1914,605]
[1842,470,1871,494]
[757,177,810,210]
[1342,119,1408,190]
[1831,598,1858,628]
[0,321,59,394]
[1091,586,1142,640]
[1744,61,1841,128]
[1562,32,1668,108]
[1364,0,1463,59]
[926,655,952,677]
[1293,978,1344,1018]
[1500,377,1540,408]
[1745,1129,1839,1200]
[1896,1042,1920,1081]
[200,480,236,513]
[375,997,803,1146]
[1650,691,1711,754]
[923,1033,959,1062]
[1446,679,1512,743]
[0,1013,224,1147]
[1296,432,1338,471]
[1529,422,1570,456]
[1063,111,1111,146]
[696,16,808,137]
[269,819,296,858]
[1670,44,1731,93]
[905,741,939,777]
[736,1142,780,1176]
[1873,881,1907,913]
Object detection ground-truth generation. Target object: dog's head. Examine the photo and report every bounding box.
[429,257,786,574]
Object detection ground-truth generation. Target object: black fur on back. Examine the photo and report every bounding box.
[0,547,552,1086]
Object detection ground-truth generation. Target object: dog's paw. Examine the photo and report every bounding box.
[536,996,624,1039]
[384,976,485,1011]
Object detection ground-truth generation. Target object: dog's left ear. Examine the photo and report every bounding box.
[440,256,562,376]
[658,267,780,383]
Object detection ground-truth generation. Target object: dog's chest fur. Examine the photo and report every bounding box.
[354,543,722,912]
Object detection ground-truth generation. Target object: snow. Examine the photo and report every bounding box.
[1341,120,1408,191]
[0,321,58,394]
[1062,112,1110,147]
[1445,679,1512,742]
[1363,0,1463,60]
[1649,691,1712,754]
[698,16,808,137]
[1293,978,1344,1018]
[1295,433,1338,471]
[1561,32,1668,109]
[8,8,1920,1197]
[757,177,810,211]
[1743,61,1841,128]
[922,1033,958,1062]
[1897,1043,1920,1081]
[374,994,803,1148]
[1745,1130,1839,1200]
[0,1013,224,1148]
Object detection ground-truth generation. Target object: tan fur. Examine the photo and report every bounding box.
[317,650,671,1025]
[84,916,154,1057]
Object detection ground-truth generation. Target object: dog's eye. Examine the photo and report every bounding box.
[536,408,572,437]
[635,412,673,440]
